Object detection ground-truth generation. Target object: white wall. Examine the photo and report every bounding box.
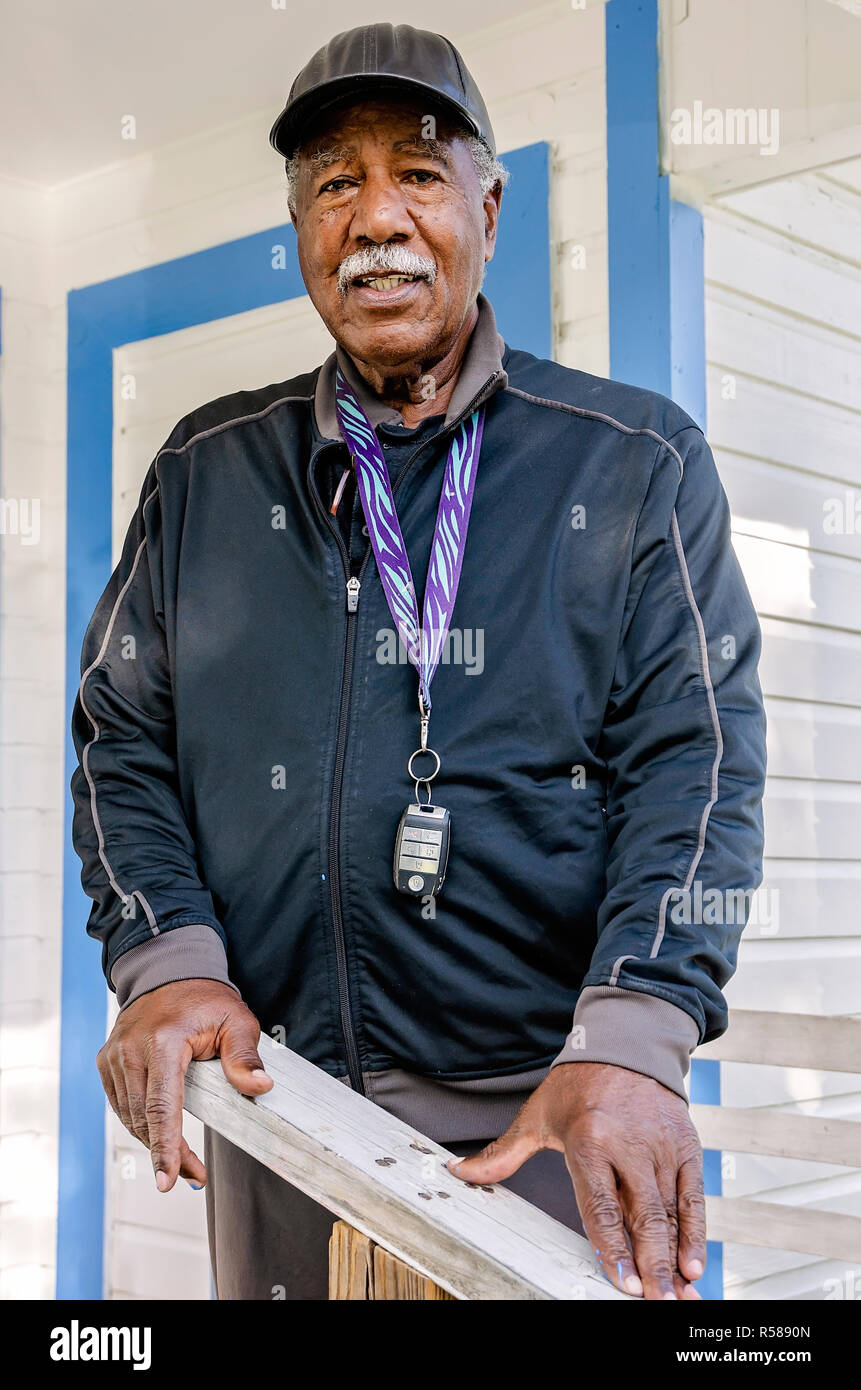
[0,175,65,1300]
[0,2,609,1298]
[705,161,861,1300]
[662,0,861,195]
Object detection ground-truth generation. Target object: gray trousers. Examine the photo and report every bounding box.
[204,1127,586,1300]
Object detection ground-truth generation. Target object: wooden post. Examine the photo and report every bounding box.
[329,1220,455,1300]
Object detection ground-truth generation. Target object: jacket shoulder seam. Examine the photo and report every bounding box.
[504,384,688,476]
[157,390,316,462]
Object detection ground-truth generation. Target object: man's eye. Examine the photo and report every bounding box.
[320,177,354,194]
[404,169,438,184]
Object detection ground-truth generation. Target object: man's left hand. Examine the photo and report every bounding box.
[447,1061,706,1301]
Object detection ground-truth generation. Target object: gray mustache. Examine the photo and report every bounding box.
[337,246,437,296]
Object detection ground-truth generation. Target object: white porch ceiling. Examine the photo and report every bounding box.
[0,0,535,188]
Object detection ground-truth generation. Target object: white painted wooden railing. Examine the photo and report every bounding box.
[695,1011,861,1262]
[183,1033,627,1301]
[183,1011,861,1297]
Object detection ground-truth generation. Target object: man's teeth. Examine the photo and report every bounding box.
[355,274,419,290]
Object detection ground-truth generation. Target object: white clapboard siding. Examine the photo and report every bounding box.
[720,453,861,565]
[764,699,861,785]
[732,533,861,633]
[706,210,861,339]
[106,1113,211,1303]
[728,928,861,1017]
[757,618,861,707]
[762,780,861,862]
[708,290,861,416]
[0,181,67,1299]
[720,171,861,267]
[822,158,861,196]
[705,165,861,1298]
[756,860,861,939]
[707,369,861,487]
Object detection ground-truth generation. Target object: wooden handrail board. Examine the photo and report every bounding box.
[691,1104,861,1167]
[705,1195,861,1262]
[183,1035,627,1302]
[697,1011,861,1072]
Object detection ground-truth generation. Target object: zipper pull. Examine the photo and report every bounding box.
[346,576,361,613]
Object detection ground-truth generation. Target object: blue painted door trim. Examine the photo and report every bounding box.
[58,141,550,1299]
[606,0,718,1299]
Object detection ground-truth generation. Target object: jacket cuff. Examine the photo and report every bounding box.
[549,985,700,1102]
[110,923,240,1011]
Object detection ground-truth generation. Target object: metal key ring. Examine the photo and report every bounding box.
[413,777,434,806]
[407,746,441,783]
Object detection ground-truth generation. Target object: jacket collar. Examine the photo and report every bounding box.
[313,291,508,441]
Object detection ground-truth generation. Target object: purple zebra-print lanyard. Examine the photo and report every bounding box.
[335,367,485,875]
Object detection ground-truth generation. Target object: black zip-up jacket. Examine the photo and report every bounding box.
[71,294,767,1110]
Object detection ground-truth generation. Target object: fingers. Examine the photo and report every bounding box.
[96,985,272,1194]
[99,1046,141,1146]
[446,1118,543,1185]
[619,1173,678,1300]
[97,1045,119,1119]
[217,1016,274,1097]
[112,1054,208,1189]
[122,1063,150,1145]
[145,1042,191,1192]
[568,1153,643,1298]
[101,1041,207,1190]
[178,1136,207,1187]
[677,1153,707,1287]
[655,1162,700,1301]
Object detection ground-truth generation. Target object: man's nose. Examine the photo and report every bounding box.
[351,173,414,245]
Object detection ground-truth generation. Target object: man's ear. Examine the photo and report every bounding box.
[484,183,502,263]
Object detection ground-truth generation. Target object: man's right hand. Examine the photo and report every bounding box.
[97,979,274,1193]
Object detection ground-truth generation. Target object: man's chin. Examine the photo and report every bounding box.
[338,308,444,370]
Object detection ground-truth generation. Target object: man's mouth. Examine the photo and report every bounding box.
[351,273,424,291]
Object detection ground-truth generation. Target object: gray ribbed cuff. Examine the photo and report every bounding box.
[110,923,240,1011]
[549,985,700,1102]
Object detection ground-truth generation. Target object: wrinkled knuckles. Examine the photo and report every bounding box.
[628,1204,671,1241]
[143,1095,176,1125]
[580,1194,624,1234]
[678,1188,707,1221]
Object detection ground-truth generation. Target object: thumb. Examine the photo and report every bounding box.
[447,1122,541,1186]
[217,1016,274,1097]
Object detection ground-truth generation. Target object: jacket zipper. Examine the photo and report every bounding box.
[328,563,364,1091]
[307,369,503,1092]
[309,444,366,1092]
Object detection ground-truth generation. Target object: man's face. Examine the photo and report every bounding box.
[291,96,500,370]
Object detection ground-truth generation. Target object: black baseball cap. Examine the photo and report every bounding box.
[269,23,496,160]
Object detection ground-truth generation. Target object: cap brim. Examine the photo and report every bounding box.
[269,74,483,158]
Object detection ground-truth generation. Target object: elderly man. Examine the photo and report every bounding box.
[72,23,766,1302]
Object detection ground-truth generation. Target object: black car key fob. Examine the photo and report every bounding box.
[393,802,451,897]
